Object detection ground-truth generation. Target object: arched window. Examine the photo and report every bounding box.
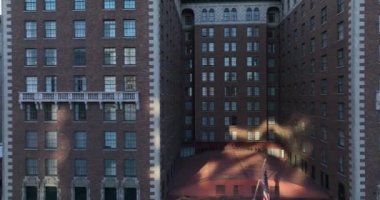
[209,9,215,21]
[223,8,230,21]
[253,7,260,21]
[201,9,208,22]
[231,8,237,21]
[246,8,253,21]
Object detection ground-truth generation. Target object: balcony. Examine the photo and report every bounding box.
[19,91,139,110]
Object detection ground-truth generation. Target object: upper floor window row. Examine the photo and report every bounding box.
[24,0,136,11]
[201,7,260,22]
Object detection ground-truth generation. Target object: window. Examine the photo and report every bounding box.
[45,187,58,200]
[74,187,87,200]
[104,48,116,65]
[337,22,344,40]
[25,0,37,11]
[247,57,259,67]
[253,8,260,20]
[321,7,327,24]
[44,0,56,11]
[74,48,86,65]
[337,103,345,120]
[73,103,86,121]
[104,103,117,121]
[104,76,116,92]
[44,21,56,38]
[337,48,344,67]
[104,20,116,38]
[124,76,136,91]
[123,20,136,37]
[247,27,259,37]
[321,32,327,48]
[25,131,38,149]
[124,131,136,150]
[309,16,315,31]
[26,159,38,175]
[74,0,86,10]
[246,8,253,21]
[338,157,344,173]
[321,79,328,95]
[44,103,58,121]
[44,48,57,66]
[124,48,136,65]
[310,38,315,53]
[25,186,38,200]
[223,8,230,21]
[124,188,137,200]
[25,49,37,66]
[124,103,137,121]
[74,131,87,149]
[209,9,215,21]
[335,76,344,95]
[104,159,116,176]
[104,0,115,10]
[338,130,345,147]
[26,76,38,92]
[74,159,87,176]
[124,0,135,9]
[25,103,37,121]
[104,188,117,200]
[124,159,136,177]
[25,21,37,38]
[45,159,58,175]
[320,55,327,71]
[337,0,344,13]
[74,76,87,92]
[247,42,259,52]
[231,8,237,21]
[321,102,327,117]
[45,131,58,149]
[74,20,86,38]
[104,131,117,149]
[201,9,208,22]
[45,76,57,92]
[247,72,260,81]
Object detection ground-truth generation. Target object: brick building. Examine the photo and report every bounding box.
[2,0,183,200]
[2,0,380,200]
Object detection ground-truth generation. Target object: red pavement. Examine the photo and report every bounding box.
[169,149,329,200]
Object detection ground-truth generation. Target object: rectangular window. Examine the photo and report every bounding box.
[124,131,136,150]
[124,0,136,9]
[104,48,116,65]
[25,103,37,121]
[124,76,136,91]
[337,103,345,120]
[309,16,315,30]
[124,48,136,65]
[103,0,116,9]
[44,103,58,121]
[45,159,58,175]
[45,131,58,149]
[45,187,57,200]
[25,49,37,66]
[337,76,344,94]
[321,32,327,48]
[124,159,136,177]
[25,21,37,38]
[73,103,86,121]
[104,76,116,92]
[124,103,137,121]
[320,55,327,71]
[25,0,37,11]
[321,79,328,95]
[124,20,136,37]
[26,159,38,175]
[104,103,117,121]
[45,48,57,66]
[104,20,116,38]
[45,76,57,92]
[25,186,38,200]
[44,21,56,38]
[25,131,38,149]
[44,0,56,11]
[337,22,344,40]
[337,48,344,67]
[74,48,86,65]
[74,131,87,149]
[26,76,38,92]
[74,0,86,10]
[337,0,344,13]
[74,187,87,200]
[321,7,327,24]
[74,159,87,176]
[74,20,86,38]
[104,131,117,149]
[74,76,87,92]
[124,188,137,200]
[104,159,117,176]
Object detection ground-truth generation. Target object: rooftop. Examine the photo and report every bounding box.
[169,149,329,200]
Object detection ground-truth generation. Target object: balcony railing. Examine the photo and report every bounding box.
[19,91,139,110]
